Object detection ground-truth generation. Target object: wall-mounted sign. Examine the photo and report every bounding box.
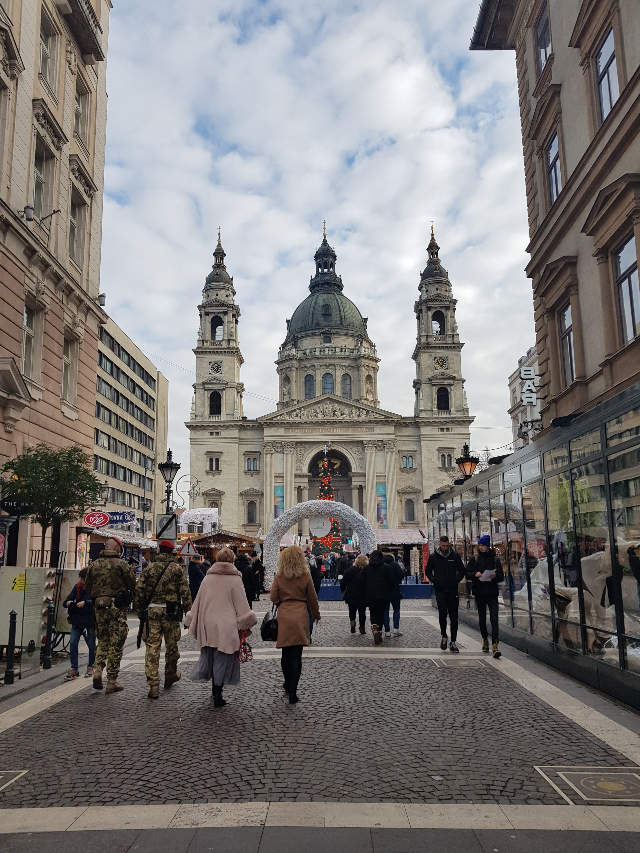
[83,511,110,528]
[106,511,136,525]
[520,366,538,406]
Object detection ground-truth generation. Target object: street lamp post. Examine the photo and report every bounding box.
[455,443,479,480]
[158,449,180,514]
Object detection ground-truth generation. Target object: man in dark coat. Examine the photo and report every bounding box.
[382,553,405,638]
[466,535,505,658]
[425,535,465,653]
[341,555,367,634]
[188,554,206,602]
[236,553,255,605]
[361,550,393,645]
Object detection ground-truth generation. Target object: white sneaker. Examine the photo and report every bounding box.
[384,631,391,639]
[392,629,403,637]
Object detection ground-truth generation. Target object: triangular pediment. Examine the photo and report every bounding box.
[258,395,401,423]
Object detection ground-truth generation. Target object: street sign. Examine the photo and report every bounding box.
[177,538,199,557]
[309,517,331,537]
[156,513,177,540]
[0,498,30,516]
[106,511,136,525]
[83,511,110,528]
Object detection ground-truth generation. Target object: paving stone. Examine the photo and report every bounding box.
[258,826,373,853]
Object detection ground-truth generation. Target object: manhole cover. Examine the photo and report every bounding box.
[0,771,27,792]
[535,765,640,803]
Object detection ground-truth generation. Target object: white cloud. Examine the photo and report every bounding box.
[100,0,531,474]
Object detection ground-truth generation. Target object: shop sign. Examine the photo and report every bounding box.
[106,511,136,525]
[520,366,538,406]
[83,510,110,528]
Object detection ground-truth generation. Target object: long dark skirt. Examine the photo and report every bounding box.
[189,646,240,686]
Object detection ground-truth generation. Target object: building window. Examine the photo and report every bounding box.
[615,235,639,345]
[405,499,415,523]
[211,316,223,341]
[437,387,450,411]
[341,373,352,399]
[68,195,86,265]
[321,303,331,318]
[33,143,46,221]
[247,458,252,472]
[559,304,575,387]
[304,374,315,399]
[596,29,619,123]
[432,310,445,335]
[74,78,90,144]
[535,4,551,75]
[546,133,562,205]
[322,373,334,395]
[447,454,452,467]
[22,305,35,378]
[61,337,71,402]
[209,390,222,416]
[408,456,413,468]
[208,457,220,472]
[253,457,258,471]
[402,456,407,468]
[247,500,257,524]
[323,335,332,343]
[440,454,446,468]
[39,13,57,89]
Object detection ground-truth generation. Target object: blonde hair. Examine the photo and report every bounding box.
[277,545,310,579]
[216,547,235,564]
[354,554,368,569]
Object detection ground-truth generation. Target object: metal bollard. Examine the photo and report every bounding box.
[4,610,17,685]
[43,602,54,670]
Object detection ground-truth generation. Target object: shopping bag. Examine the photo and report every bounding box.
[238,631,253,662]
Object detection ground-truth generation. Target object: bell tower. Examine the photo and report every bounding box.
[412,228,471,423]
[192,231,244,422]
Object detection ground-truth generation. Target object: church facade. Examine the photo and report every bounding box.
[187,229,474,537]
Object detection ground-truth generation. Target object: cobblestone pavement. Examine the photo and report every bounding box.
[0,627,632,808]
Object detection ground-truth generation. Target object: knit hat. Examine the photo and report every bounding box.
[478,535,491,547]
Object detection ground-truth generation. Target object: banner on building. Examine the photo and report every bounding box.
[376,484,388,529]
[274,485,284,519]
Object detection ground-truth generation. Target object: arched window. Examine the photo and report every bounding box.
[209,458,214,471]
[247,458,252,471]
[441,454,446,468]
[322,373,334,395]
[408,456,413,468]
[215,458,220,471]
[405,499,415,522]
[247,501,257,524]
[432,310,445,335]
[447,453,452,467]
[402,456,407,468]
[341,373,352,399]
[209,390,222,416]
[321,303,332,318]
[209,457,220,471]
[253,458,258,471]
[437,387,450,411]
[304,374,315,399]
[211,316,223,341]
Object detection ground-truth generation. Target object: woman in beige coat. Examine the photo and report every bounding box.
[270,545,321,704]
[185,547,257,708]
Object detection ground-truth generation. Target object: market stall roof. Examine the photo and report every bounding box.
[375,529,428,545]
[192,529,261,546]
[91,530,158,549]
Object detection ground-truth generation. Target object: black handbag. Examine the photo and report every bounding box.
[260,605,278,642]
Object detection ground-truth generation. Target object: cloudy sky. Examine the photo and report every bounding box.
[100,0,533,479]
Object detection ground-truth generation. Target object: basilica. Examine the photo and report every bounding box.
[187,228,474,538]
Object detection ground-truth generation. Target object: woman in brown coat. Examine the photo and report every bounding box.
[270,545,321,704]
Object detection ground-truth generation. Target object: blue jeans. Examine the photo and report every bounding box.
[383,602,400,632]
[69,626,96,672]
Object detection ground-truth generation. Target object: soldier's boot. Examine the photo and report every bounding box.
[147,684,160,699]
[105,679,124,694]
[212,684,226,708]
[482,638,490,653]
[164,672,181,689]
[492,642,502,659]
[92,668,104,690]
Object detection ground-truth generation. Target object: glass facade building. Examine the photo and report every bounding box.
[425,383,640,709]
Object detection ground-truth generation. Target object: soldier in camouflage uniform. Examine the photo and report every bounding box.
[135,539,192,699]
[85,537,136,694]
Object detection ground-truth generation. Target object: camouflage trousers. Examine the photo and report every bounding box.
[94,607,129,680]
[144,610,181,687]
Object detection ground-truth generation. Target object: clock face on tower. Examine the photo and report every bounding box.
[209,361,223,375]
[434,356,448,370]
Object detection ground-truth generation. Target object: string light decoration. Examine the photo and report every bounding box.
[311,451,342,556]
[263,500,376,584]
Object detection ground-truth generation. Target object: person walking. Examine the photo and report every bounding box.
[251,552,263,601]
[85,537,136,693]
[382,553,405,638]
[185,547,257,708]
[270,545,321,704]
[341,554,368,634]
[361,549,393,645]
[63,568,96,680]
[466,535,504,658]
[188,554,206,603]
[236,552,255,605]
[308,557,322,641]
[425,535,465,653]
[135,540,192,699]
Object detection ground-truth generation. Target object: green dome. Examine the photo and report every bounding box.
[288,291,367,338]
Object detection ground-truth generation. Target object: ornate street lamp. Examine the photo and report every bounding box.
[100,480,110,506]
[456,443,479,480]
[158,449,180,511]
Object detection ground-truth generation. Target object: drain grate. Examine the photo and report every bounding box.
[535,765,640,803]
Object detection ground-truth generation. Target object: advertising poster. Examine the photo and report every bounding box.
[76,533,88,570]
[274,485,284,519]
[376,484,388,529]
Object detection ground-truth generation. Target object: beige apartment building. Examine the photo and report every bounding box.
[0,0,111,566]
[471,0,640,428]
[94,318,168,540]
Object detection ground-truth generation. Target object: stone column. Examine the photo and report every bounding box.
[364,440,377,527]
[283,442,296,510]
[595,250,617,359]
[384,440,398,529]
[263,442,275,530]
[569,285,586,381]
[351,482,359,512]
[301,484,310,538]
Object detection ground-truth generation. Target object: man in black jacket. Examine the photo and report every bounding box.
[466,535,505,658]
[425,535,465,652]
